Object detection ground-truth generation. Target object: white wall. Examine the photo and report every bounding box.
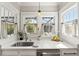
[59,2,79,47]
[21,12,58,34]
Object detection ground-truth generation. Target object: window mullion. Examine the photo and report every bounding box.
[74,19,77,37]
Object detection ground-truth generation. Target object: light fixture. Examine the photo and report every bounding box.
[38,2,41,16]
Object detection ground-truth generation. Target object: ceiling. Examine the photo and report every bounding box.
[12,2,68,12]
[17,2,58,6]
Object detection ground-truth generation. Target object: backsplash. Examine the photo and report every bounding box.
[60,35,79,48]
[0,35,17,46]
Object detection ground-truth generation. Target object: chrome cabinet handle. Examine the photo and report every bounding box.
[64,53,77,55]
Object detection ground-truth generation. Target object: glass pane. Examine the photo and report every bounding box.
[69,8,74,21]
[25,18,37,34]
[74,7,78,19]
[42,17,55,33]
[7,23,15,35]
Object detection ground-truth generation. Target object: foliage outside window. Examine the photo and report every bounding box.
[27,23,34,33]
[7,23,15,35]
[25,18,37,34]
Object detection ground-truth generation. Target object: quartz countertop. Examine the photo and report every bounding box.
[0,39,74,49]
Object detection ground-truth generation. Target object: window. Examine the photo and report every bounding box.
[0,6,17,39]
[25,17,37,34]
[0,7,5,38]
[42,17,55,34]
[1,20,6,38]
[7,23,15,35]
[6,11,15,35]
[62,5,78,37]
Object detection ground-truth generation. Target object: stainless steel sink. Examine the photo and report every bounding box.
[12,42,34,47]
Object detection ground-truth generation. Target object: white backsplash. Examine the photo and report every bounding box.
[61,35,79,48]
[0,34,16,47]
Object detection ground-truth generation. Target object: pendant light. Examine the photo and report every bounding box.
[38,2,41,16]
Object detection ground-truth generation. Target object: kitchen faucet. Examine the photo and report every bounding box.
[24,33,28,41]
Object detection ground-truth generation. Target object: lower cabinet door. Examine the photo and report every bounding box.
[60,48,77,56]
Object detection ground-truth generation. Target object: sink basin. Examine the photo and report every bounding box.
[12,42,34,47]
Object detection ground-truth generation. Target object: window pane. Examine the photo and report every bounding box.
[25,18,37,34]
[42,17,55,34]
[74,7,78,36]
[74,7,78,19]
[7,23,15,35]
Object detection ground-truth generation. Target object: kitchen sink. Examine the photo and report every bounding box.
[12,42,34,47]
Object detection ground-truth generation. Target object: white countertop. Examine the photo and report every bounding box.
[1,39,74,49]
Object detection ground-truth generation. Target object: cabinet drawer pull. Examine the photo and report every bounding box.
[64,53,76,55]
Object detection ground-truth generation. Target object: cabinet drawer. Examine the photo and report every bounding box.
[37,49,60,56]
[19,49,36,56]
[60,48,77,56]
[2,50,18,56]
[2,49,36,56]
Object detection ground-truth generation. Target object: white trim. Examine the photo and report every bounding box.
[61,3,77,16]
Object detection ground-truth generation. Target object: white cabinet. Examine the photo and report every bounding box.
[60,48,77,56]
[2,49,36,56]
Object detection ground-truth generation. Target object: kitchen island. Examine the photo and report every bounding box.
[0,39,77,56]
